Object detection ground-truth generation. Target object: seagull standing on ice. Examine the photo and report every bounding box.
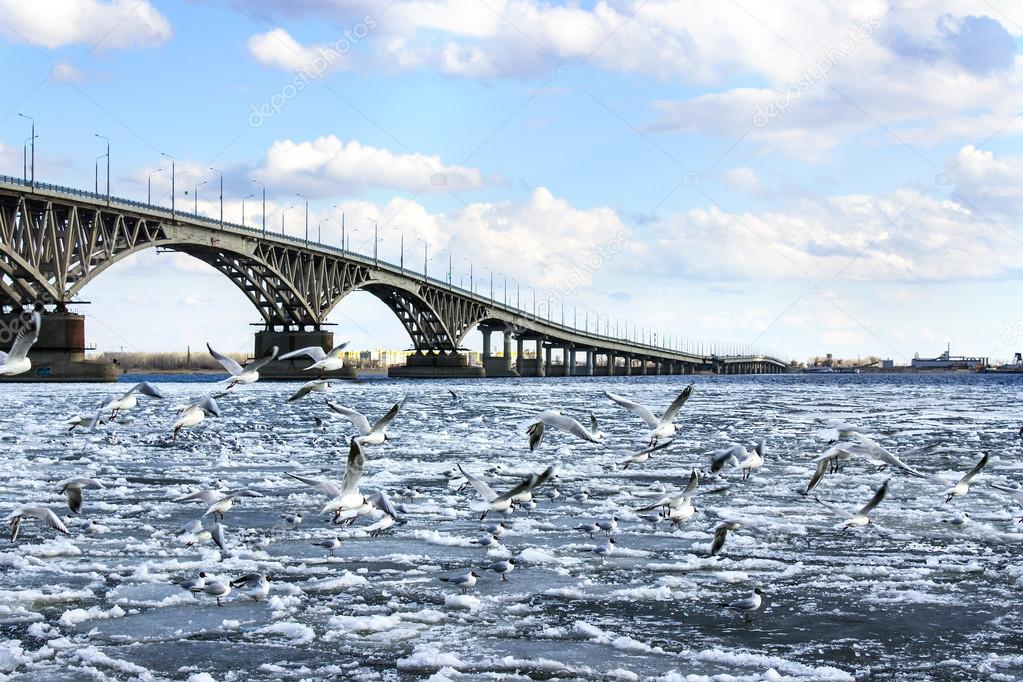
[230,574,270,601]
[207,343,279,389]
[720,587,764,622]
[440,570,480,594]
[737,440,766,480]
[328,398,406,446]
[943,453,989,503]
[0,311,41,376]
[525,410,603,450]
[279,341,350,376]
[604,383,694,445]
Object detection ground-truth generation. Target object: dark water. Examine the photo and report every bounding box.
[1,373,1021,680]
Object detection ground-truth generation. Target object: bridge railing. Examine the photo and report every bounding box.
[0,174,787,365]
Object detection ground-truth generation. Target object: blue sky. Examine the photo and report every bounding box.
[1,0,1021,362]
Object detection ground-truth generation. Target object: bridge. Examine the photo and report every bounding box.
[0,175,787,379]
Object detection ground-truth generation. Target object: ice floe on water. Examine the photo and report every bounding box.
[1,373,1022,679]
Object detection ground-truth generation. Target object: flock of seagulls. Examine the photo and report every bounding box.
[2,324,1017,627]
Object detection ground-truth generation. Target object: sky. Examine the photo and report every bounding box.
[0,0,1021,363]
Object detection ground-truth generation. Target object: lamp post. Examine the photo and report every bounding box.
[334,205,345,252]
[94,134,109,202]
[18,114,34,189]
[463,258,473,294]
[148,168,162,204]
[242,193,254,227]
[417,238,428,280]
[161,153,175,219]
[94,154,106,193]
[318,218,328,243]
[393,227,405,272]
[190,179,206,215]
[297,193,308,242]
[251,179,266,235]
[210,167,223,226]
[282,205,294,235]
[367,218,378,265]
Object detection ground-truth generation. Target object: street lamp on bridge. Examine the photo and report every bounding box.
[416,238,428,280]
[333,206,345,252]
[188,179,206,215]
[318,218,328,243]
[367,218,378,265]
[296,193,308,242]
[251,179,266,234]
[161,153,176,219]
[282,205,294,234]
[148,168,163,205]
[94,134,109,203]
[463,258,473,294]
[209,168,224,227]
[393,226,405,273]
[241,193,254,227]
[18,114,34,189]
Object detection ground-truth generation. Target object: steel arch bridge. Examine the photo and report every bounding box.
[0,176,787,376]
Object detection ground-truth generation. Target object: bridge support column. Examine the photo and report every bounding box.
[258,327,357,379]
[481,329,492,360]
[535,339,545,377]
[502,331,513,373]
[607,352,616,376]
[639,358,647,375]
[516,337,524,375]
[624,356,632,376]
[545,345,552,375]
[566,346,575,377]
[585,350,594,376]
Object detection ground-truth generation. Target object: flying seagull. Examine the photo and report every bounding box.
[943,453,989,503]
[207,343,279,389]
[58,478,104,514]
[604,383,694,444]
[616,440,673,470]
[525,410,603,451]
[97,382,165,419]
[172,395,222,438]
[287,379,333,403]
[7,506,68,541]
[815,479,890,530]
[848,433,933,477]
[458,464,555,520]
[279,341,350,375]
[0,311,41,376]
[328,398,406,445]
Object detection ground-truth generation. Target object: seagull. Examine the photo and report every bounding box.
[172,395,222,438]
[182,522,227,551]
[617,441,673,469]
[595,516,619,536]
[84,520,111,534]
[287,379,333,403]
[313,416,326,433]
[363,511,397,536]
[230,573,270,601]
[944,453,989,503]
[472,533,501,548]
[817,419,869,444]
[440,570,480,593]
[181,572,207,593]
[7,506,69,541]
[313,537,343,556]
[203,490,263,521]
[458,464,555,520]
[848,434,933,477]
[58,478,104,514]
[942,512,971,528]
[737,439,766,480]
[710,446,744,475]
[804,446,856,495]
[207,343,279,389]
[604,383,694,444]
[990,483,1023,522]
[483,522,509,537]
[279,512,303,530]
[525,410,602,450]
[317,439,367,520]
[279,341,350,375]
[720,587,764,622]
[65,414,105,433]
[97,382,165,419]
[487,558,516,580]
[636,470,700,515]
[0,311,41,376]
[815,479,890,530]
[710,519,741,556]
[199,580,232,606]
[448,388,460,401]
[593,537,617,562]
[173,487,228,506]
[575,522,600,537]
[328,398,406,445]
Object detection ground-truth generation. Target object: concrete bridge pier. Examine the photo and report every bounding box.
[585,350,594,376]
[545,345,553,374]
[390,348,484,377]
[0,310,117,383]
[607,352,616,376]
[566,346,576,377]
[479,324,518,377]
[624,356,632,376]
[257,327,359,379]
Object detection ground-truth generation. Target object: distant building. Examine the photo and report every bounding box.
[911,344,987,370]
[881,359,894,369]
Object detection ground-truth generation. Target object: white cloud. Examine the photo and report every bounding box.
[720,166,762,193]
[255,135,484,196]
[0,0,171,49]
[949,144,1023,216]
[247,28,350,73]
